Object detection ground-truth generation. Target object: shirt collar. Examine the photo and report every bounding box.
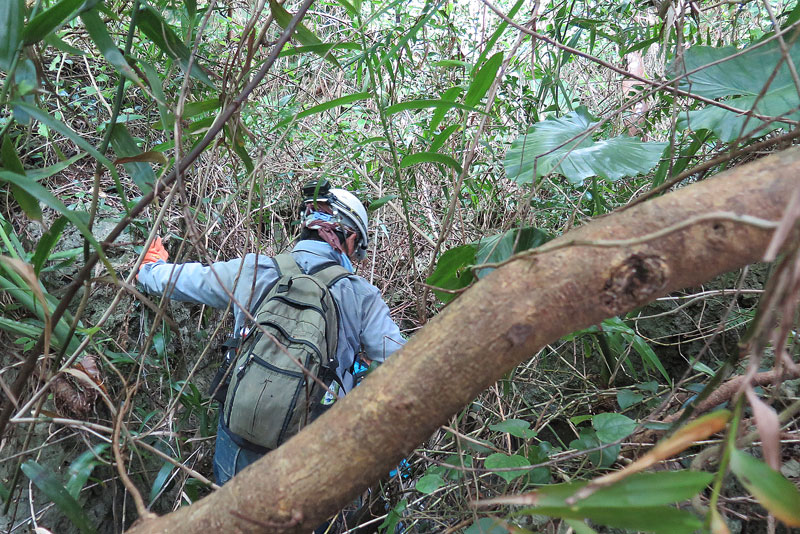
[292,240,354,272]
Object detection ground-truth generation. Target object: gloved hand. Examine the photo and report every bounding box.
[142,236,169,266]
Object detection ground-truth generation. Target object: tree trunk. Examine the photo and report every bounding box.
[128,148,800,534]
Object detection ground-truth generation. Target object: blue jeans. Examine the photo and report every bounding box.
[213,420,266,485]
[213,420,344,533]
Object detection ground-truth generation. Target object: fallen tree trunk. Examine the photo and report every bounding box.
[128,148,800,534]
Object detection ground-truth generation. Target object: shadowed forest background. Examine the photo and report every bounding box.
[0,0,799,532]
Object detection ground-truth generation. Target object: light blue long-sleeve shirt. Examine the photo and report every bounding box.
[137,240,405,392]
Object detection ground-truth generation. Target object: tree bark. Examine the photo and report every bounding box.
[127,148,800,534]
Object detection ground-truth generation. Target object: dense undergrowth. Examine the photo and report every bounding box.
[1,0,799,532]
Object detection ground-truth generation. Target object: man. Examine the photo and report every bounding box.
[137,183,405,484]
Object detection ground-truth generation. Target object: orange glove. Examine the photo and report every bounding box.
[142,236,169,265]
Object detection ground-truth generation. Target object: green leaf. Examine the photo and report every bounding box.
[473,0,524,68]
[136,7,214,88]
[109,124,155,193]
[514,470,713,508]
[592,413,637,443]
[570,414,593,425]
[368,194,397,211]
[415,473,445,494]
[464,518,509,534]
[32,216,68,275]
[631,334,670,383]
[334,0,358,18]
[563,519,598,534]
[386,98,482,116]
[2,134,42,221]
[12,101,111,167]
[65,443,109,499]
[276,92,369,129]
[279,42,361,58]
[0,479,9,504]
[21,460,97,534]
[0,0,24,70]
[617,389,644,410]
[0,170,110,270]
[183,97,222,117]
[637,380,659,394]
[475,226,551,277]
[22,0,86,45]
[730,449,800,527]
[226,125,253,175]
[569,429,618,467]
[11,59,37,123]
[149,461,175,503]
[379,499,407,534]
[441,453,473,481]
[679,85,800,142]
[80,9,140,83]
[692,361,715,376]
[489,418,537,439]
[184,0,196,19]
[430,124,460,152]
[400,151,462,174]
[485,453,529,483]
[672,41,800,142]
[432,59,472,69]
[26,153,87,181]
[521,505,702,534]
[379,0,443,68]
[268,0,341,68]
[464,52,503,108]
[140,60,171,132]
[425,244,476,303]
[43,32,88,56]
[504,106,667,184]
[429,86,463,133]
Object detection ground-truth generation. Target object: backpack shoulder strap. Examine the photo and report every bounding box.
[273,253,302,277]
[310,262,351,288]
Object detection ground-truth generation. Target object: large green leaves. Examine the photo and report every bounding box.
[673,40,800,142]
[0,170,110,270]
[464,52,503,108]
[1,134,41,221]
[484,453,530,483]
[136,6,214,88]
[275,92,370,129]
[400,151,462,174]
[81,8,141,84]
[592,413,636,443]
[730,449,800,527]
[425,244,475,303]
[484,471,711,534]
[22,0,87,45]
[268,0,341,68]
[505,107,667,184]
[426,226,552,303]
[0,0,23,70]
[21,460,97,534]
[109,124,155,193]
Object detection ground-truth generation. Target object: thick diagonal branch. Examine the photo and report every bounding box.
[128,148,800,534]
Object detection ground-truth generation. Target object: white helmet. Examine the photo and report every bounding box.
[328,188,369,260]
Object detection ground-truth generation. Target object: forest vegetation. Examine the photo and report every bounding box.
[0,0,799,533]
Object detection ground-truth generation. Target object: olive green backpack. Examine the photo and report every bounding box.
[223,254,349,450]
